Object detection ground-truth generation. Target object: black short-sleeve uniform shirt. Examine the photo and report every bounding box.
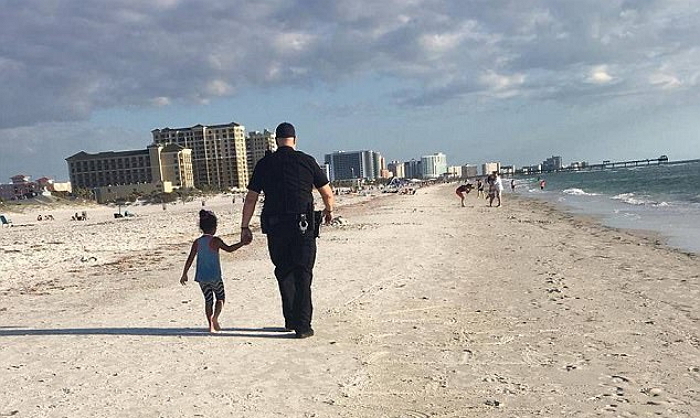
[247,146,329,215]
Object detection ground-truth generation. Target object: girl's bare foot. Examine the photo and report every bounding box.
[207,317,220,333]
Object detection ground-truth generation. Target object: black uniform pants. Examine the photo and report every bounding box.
[267,229,317,332]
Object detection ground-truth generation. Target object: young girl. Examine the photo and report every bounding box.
[181,210,244,333]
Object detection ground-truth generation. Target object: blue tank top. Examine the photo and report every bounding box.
[195,235,222,283]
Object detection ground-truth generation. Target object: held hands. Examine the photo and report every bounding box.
[241,227,253,245]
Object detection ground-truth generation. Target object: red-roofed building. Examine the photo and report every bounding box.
[0,175,41,200]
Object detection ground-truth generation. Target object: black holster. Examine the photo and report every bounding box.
[261,210,321,238]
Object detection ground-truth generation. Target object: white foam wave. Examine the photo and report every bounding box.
[611,193,667,206]
[562,188,597,196]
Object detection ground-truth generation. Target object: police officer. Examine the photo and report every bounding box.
[240,122,334,339]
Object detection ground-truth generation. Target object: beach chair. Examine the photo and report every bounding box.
[0,214,12,227]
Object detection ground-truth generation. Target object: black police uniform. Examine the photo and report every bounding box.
[247,145,329,333]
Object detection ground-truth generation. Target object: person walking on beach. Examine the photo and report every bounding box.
[476,179,484,199]
[180,210,245,333]
[487,172,503,207]
[510,179,516,192]
[240,122,334,339]
[494,172,503,207]
[455,183,473,207]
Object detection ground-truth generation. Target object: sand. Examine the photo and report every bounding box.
[1,184,698,417]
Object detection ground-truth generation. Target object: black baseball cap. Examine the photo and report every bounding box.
[275,122,296,138]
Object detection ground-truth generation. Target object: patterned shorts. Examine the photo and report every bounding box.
[198,281,225,305]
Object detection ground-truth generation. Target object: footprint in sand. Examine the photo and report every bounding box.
[397,410,429,418]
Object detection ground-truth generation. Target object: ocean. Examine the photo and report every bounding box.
[512,160,700,255]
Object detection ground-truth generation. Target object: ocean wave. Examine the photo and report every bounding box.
[611,193,669,207]
[562,188,597,196]
[612,193,645,205]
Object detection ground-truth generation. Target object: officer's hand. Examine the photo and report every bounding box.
[241,227,253,244]
[323,209,333,225]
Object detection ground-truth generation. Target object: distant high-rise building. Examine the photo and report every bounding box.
[151,122,248,190]
[521,164,542,174]
[388,161,405,178]
[320,163,331,181]
[246,129,277,178]
[66,146,194,190]
[482,162,501,176]
[421,153,447,179]
[324,150,384,181]
[500,165,515,175]
[404,159,422,179]
[148,144,194,188]
[462,164,478,178]
[67,149,152,189]
[447,165,462,179]
[542,156,563,172]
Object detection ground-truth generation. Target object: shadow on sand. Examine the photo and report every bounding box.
[0,326,295,339]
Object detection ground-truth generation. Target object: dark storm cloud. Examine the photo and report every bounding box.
[1,0,699,129]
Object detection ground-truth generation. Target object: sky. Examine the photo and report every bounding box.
[2,0,700,182]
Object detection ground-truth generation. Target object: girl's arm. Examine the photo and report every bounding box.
[180,241,198,285]
[215,237,244,253]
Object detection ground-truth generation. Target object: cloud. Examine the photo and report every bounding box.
[649,72,681,90]
[1,0,700,130]
[0,122,145,180]
[150,96,171,107]
[480,71,526,92]
[587,65,614,84]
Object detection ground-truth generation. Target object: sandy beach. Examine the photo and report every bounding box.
[1,184,698,417]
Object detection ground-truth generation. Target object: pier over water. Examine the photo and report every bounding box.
[555,156,700,173]
[590,155,669,170]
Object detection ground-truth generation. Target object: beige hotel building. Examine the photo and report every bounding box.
[151,122,248,190]
[245,129,277,177]
[66,144,194,191]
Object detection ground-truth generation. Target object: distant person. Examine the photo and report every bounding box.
[487,172,503,207]
[486,174,495,206]
[510,179,516,192]
[455,183,473,207]
[494,173,503,206]
[180,210,245,333]
[540,179,546,190]
[476,179,485,199]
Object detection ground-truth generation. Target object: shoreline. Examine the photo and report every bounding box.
[1,183,698,417]
[525,191,700,256]
[509,160,700,256]
[505,192,698,258]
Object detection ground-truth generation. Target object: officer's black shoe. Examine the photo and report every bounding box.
[295,329,315,339]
